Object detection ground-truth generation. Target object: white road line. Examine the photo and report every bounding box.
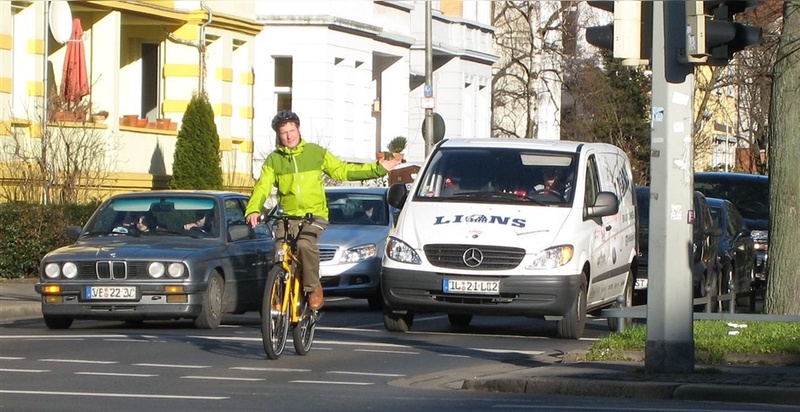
[230,367,311,373]
[327,371,406,377]
[0,356,25,360]
[182,376,265,382]
[0,368,49,373]
[469,348,545,356]
[133,363,210,369]
[439,354,471,358]
[0,389,227,400]
[289,380,373,386]
[39,359,117,364]
[354,349,419,355]
[103,339,156,343]
[75,372,157,377]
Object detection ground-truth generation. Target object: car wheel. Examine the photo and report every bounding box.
[721,265,735,312]
[607,270,634,332]
[735,266,753,308]
[195,272,224,329]
[557,273,587,339]
[447,313,473,327]
[694,269,720,313]
[43,315,73,330]
[383,309,414,332]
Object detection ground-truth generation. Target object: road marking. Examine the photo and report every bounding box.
[327,371,405,377]
[354,349,419,355]
[75,372,157,377]
[0,356,25,360]
[230,367,310,373]
[133,363,210,369]
[0,389,227,400]
[0,368,49,373]
[39,359,117,364]
[289,380,373,386]
[182,376,264,382]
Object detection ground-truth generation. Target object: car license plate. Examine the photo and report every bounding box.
[443,279,499,295]
[85,286,138,300]
[634,278,648,290]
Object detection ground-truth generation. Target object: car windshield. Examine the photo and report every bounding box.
[326,192,388,226]
[694,178,768,223]
[82,196,219,238]
[414,147,577,206]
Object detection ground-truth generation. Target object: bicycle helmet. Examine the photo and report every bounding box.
[271,110,300,132]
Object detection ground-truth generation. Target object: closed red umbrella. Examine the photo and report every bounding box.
[61,18,89,103]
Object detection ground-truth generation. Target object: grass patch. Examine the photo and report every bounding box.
[586,321,800,363]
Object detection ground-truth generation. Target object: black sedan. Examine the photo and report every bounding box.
[706,197,757,308]
[35,191,275,329]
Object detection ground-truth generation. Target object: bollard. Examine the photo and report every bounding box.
[616,294,626,333]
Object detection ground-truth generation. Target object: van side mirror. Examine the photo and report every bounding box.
[586,191,619,218]
[387,183,409,209]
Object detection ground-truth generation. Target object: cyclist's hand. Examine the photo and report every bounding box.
[246,212,260,228]
[379,156,401,171]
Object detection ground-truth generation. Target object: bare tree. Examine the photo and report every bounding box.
[765,0,800,315]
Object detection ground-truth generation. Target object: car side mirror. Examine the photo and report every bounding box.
[228,224,252,242]
[387,183,408,209]
[66,225,82,240]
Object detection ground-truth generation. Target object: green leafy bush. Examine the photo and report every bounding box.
[170,92,223,190]
[0,202,97,279]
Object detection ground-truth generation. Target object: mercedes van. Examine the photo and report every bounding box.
[381,139,637,339]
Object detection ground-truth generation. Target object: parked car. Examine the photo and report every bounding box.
[694,172,769,285]
[706,197,757,308]
[634,186,721,309]
[35,191,275,329]
[319,187,397,309]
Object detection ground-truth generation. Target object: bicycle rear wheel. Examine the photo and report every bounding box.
[262,266,290,360]
[292,291,317,356]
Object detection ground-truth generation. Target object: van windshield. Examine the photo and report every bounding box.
[415,147,577,206]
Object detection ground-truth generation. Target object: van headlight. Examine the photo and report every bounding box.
[386,237,421,264]
[528,245,574,269]
[341,244,377,263]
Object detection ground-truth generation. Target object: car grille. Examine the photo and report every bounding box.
[77,261,149,280]
[423,244,525,270]
[319,247,337,262]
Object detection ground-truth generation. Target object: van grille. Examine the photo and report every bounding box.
[424,244,525,270]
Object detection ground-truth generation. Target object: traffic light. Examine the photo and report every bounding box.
[585,1,653,66]
[685,1,763,65]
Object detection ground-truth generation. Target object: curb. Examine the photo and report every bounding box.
[0,302,41,321]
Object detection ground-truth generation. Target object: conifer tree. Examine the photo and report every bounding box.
[171,92,223,190]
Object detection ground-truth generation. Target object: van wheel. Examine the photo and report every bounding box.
[43,315,73,329]
[383,309,414,332]
[607,271,634,332]
[558,274,587,339]
[448,313,473,327]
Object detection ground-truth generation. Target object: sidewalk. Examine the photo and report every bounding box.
[2,277,799,406]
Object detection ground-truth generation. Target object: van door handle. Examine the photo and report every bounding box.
[605,225,612,231]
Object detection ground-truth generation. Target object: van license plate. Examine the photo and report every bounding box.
[85,286,138,300]
[634,279,648,290]
[443,279,499,295]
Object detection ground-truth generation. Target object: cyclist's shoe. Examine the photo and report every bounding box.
[308,287,324,310]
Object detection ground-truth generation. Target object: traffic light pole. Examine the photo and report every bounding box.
[645,1,695,374]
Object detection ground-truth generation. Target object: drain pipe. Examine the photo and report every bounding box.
[166,2,213,94]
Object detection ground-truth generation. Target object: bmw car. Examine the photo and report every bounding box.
[35,191,275,329]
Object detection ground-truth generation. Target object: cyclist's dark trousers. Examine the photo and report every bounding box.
[275,217,328,292]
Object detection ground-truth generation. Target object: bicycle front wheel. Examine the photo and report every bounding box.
[262,266,290,360]
[292,291,317,356]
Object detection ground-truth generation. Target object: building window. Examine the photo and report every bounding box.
[274,56,293,111]
[141,43,160,120]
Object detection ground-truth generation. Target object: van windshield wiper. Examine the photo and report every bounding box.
[450,191,544,204]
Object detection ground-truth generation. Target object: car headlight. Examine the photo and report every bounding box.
[527,245,574,269]
[340,244,377,263]
[386,237,421,264]
[62,262,78,279]
[44,263,61,279]
[167,263,186,278]
[148,262,165,278]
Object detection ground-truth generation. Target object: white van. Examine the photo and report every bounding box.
[381,138,637,339]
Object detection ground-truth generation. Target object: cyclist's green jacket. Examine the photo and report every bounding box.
[245,140,389,220]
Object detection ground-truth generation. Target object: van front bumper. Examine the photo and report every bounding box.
[381,267,582,317]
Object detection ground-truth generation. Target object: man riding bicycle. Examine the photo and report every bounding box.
[245,110,400,310]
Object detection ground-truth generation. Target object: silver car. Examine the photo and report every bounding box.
[318,187,396,309]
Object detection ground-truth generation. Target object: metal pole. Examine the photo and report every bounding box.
[645,0,695,374]
[42,1,51,205]
[424,1,434,156]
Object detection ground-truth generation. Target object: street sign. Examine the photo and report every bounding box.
[420,96,435,109]
[423,84,433,97]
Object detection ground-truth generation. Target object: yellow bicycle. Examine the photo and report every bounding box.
[261,212,319,359]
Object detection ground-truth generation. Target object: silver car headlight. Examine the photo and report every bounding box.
[340,244,377,263]
[44,263,61,279]
[167,263,186,278]
[527,245,574,269]
[386,237,421,264]
[62,262,78,279]
[148,262,166,278]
